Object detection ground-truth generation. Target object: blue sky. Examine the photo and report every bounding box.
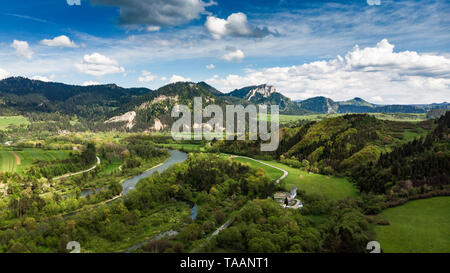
[0,0,449,104]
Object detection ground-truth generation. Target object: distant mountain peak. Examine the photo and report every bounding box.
[226,84,309,115]
[228,84,277,101]
[197,81,223,95]
[297,96,339,114]
[246,84,277,100]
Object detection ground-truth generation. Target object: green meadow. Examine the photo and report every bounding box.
[262,160,358,200]
[374,197,450,253]
[98,158,123,175]
[0,148,71,174]
[233,157,284,182]
[0,116,30,129]
[259,113,428,125]
[156,143,207,152]
[0,151,18,173]
[232,156,358,200]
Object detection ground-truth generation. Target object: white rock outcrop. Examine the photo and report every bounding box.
[246,85,277,101]
[105,111,136,129]
[150,118,167,131]
[139,95,179,110]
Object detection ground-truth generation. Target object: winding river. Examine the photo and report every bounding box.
[69,150,188,217]
[121,149,188,195]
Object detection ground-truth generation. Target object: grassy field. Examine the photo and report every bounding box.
[263,160,358,200]
[0,151,18,173]
[98,158,123,175]
[369,113,427,122]
[374,197,450,253]
[233,157,284,182]
[0,148,71,173]
[156,143,207,152]
[0,116,30,129]
[232,156,358,200]
[259,113,428,125]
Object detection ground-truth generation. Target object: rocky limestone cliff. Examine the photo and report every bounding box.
[246,84,277,101]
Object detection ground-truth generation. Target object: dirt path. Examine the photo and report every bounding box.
[233,155,289,184]
[10,152,20,165]
[53,156,100,181]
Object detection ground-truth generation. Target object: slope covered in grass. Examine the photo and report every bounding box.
[374,197,450,253]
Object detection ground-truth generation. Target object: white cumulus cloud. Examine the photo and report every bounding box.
[367,0,381,6]
[206,64,215,69]
[31,76,52,82]
[222,49,245,62]
[146,26,161,32]
[170,74,192,83]
[0,68,9,80]
[138,70,157,82]
[205,12,275,39]
[82,81,100,86]
[40,35,78,48]
[75,53,125,76]
[207,39,450,104]
[370,96,383,103]
[67,0,81,6]
[11,40,34,59]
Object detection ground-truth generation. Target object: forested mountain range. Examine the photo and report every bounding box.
[0,77,149,121]
[0,77,448,132]
[297,96,449,114]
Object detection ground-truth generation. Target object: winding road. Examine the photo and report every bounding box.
[232,155,289,184]
[53,156,101,181]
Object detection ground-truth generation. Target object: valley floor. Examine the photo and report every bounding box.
[374,196,450,253]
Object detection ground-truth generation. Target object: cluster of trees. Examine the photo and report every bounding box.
[0,200,142,253]
[125,153,275,211]
[201,197,370,253]
[132,153,278,252]
[29,143,97,179]
[211,133,278,159]
[1,172,122,220]
[352,111,450,195]
[0,152,276,253]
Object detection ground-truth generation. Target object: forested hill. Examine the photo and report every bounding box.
[227,84,309,115]
[297,96,449,114]
[277,114,435,174]
[104,81,247,132]
[352,111,450,194]
[213,114,436,175]
[0,77,150,120]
